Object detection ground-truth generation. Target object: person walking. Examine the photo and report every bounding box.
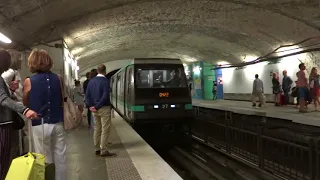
[72,80,84,115]
[252,74,264,107]
[85,64,116,157]
[296,63,309,113]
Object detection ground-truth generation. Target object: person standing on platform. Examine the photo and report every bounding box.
[282,70,293,106]
[296,63,309,113]
[309,67,320,111]
[272,72,281,106]
[83,72,91,128]
[212,80,217,100]
[90,68,98,78]
[1,53,24,159]
[252,74,264,107]
[85,64,116,157]
[0,49,38,180]
[23,49,67,180]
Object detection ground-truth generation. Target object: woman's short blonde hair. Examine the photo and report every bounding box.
[28,49,53,73]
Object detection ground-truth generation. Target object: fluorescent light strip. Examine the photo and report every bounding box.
[0,32,12,44]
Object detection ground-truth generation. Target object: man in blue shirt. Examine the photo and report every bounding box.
[85,64,116,157]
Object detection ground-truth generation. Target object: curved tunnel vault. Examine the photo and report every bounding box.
[0,0,319,74]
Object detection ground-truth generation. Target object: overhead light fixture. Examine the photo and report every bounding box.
[217,61,231,67]
[0,32,12,44]
[242,55,258,62]
[275,45,306,60]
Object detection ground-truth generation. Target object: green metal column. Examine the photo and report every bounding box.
[203,62,215,100]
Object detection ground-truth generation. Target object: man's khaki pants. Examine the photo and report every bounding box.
[92,106,111,153]
[252,92,264,105]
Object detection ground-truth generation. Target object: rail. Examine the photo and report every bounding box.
[192,106,320,180]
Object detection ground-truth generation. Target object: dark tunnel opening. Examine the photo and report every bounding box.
[106,69,120,79]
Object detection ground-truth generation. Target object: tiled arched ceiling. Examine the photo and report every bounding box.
[0,0,319,74]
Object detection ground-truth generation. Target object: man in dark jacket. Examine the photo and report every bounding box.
[83,72,91,128]
[282,70,293,106]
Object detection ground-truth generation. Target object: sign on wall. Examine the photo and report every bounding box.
[218,76,223,85]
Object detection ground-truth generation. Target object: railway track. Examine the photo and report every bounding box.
[161,136,283,180]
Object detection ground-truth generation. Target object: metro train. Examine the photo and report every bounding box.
[110,58,193,146]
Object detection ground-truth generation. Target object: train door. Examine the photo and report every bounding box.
[113,76,118,108]
[125,66,133,120]
[110,77,114,106]
[116,73,121,112]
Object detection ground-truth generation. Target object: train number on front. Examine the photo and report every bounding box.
[159,92,169,97]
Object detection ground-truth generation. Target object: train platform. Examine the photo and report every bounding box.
[66,113,182,180]
[192,99,320,127]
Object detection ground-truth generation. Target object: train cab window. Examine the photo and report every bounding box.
[136,67,187,88]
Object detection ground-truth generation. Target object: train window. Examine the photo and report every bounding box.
[127,68,132,94]
[120,72,125,101]
[117,74,121,101]
[136,67,187,88]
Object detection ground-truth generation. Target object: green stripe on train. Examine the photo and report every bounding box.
[184,104,193,110]
[114,99,145,112]
[113,97,191,111]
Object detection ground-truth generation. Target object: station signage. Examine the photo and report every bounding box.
[159,92,169,98]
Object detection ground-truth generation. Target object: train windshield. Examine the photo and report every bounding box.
[136,67,187,88]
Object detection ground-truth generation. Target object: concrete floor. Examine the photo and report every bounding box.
[66,127,108,180]
[64,112,180,180]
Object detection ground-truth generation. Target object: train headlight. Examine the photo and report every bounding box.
[170,105,176,108]
[154,105,159,109]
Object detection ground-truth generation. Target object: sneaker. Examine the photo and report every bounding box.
[95,151,101,156]
[101,151,116,157]
[258,104,262,107]
[252,103,256,107]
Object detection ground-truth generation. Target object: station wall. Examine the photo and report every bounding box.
[187,51,320,102]
[19,40,65,80]
[222,52,320,101]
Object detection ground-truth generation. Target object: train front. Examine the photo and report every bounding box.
[133,63,193,147]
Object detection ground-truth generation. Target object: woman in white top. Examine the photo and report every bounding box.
[72,80,84,113]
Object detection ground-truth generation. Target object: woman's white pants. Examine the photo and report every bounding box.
[32,122,66,180]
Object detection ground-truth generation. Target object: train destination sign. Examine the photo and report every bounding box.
[159,92,169,97]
